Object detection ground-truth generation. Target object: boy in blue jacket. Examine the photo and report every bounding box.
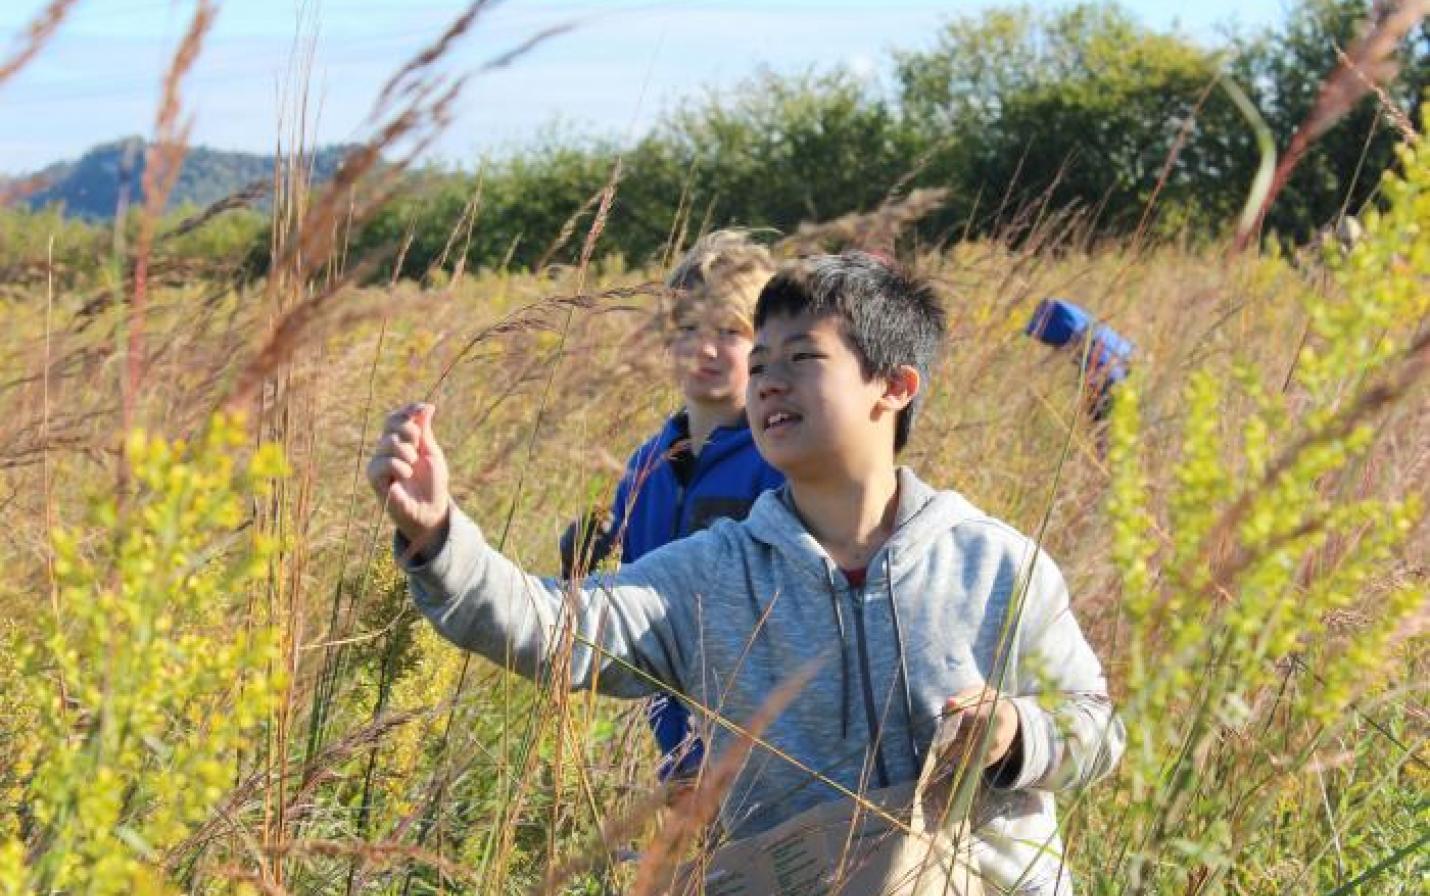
[369,253,1124,895]
[558,230,784,783]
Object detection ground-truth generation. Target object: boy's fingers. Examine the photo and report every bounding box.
[366,455,394,488]
[375,433,419,464]
[384,406,414,431]
[415,403,444,457]
[369,457,414,486]
[380,419,422,448]
[945,686,997,717]
[384,403,425,434]
[386,482,425,523]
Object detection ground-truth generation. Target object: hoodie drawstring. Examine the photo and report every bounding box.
[884,549,922,769]
[824,565,852,739]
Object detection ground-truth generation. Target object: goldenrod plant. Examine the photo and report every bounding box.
[1099,120,1428,894]
[0,416,287,895]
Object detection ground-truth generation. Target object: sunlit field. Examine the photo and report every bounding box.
[1,1,1425,894]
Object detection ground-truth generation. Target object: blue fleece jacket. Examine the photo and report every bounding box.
[401,468,1124,895]
[610,412,785,564]
[609,413,783,779]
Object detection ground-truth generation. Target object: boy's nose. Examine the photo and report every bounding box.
[755,372,789,400]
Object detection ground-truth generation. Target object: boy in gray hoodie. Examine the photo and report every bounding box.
[368,253,1124,895]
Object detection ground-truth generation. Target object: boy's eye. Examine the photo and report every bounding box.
[792,352,822,362]
[749,363,765,375]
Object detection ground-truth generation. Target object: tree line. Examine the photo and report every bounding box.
[6,1,1426,284]
[352,0,1427,278]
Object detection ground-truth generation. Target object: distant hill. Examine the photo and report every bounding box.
[13,138,353,220]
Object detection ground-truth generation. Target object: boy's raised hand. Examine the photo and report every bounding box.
[367,403,451,549]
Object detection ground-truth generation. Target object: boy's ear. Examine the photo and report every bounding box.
[879,365,921,412]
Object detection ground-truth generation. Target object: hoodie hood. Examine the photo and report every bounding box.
[744,466,989,580]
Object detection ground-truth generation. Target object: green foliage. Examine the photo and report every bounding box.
[11,3,1425,283]
[653,68,914,233]
[158,204,268,262]
[348,139,627,279]
[0,204,110,290]
[0,202,267,297]
[1256,0,1430,240]
[897,3,1239,233]
[0,415,288,894]
[1097,113,1429,894]
[349,1,1428,277]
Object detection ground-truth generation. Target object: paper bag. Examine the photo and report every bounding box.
[673,717,985,896]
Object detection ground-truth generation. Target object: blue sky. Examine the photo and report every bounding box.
[0,0,1292,174]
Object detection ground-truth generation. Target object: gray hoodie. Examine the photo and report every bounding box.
[402,467,1124,895]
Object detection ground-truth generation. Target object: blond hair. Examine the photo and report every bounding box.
[665,230,775,332]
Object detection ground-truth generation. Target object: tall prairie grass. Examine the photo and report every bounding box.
[0,1,1425,894]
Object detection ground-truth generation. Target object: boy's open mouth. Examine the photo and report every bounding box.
[762,410,801,432]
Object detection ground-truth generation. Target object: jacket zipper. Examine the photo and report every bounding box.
[850,581,892,789]
[670,424,706,540]
[671,484,686,541]
[670,421,747,541]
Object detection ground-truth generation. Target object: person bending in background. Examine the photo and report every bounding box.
[1024,297,1133,423]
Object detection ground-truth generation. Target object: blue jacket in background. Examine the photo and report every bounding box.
[612,412,784,564]
[564,411,783,780]
[1025,298,1134,420]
